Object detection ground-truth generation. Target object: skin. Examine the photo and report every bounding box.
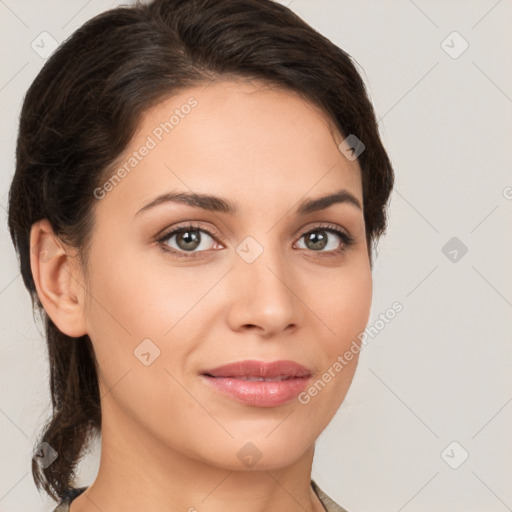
[30,79,372,512]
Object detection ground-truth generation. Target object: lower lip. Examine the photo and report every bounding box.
[201,375,311,407]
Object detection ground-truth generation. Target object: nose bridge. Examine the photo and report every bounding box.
[229,233,300,334]
[235,233,289,290]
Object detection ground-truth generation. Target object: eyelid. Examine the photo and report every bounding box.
[155,221,221,244]
[298,222,351,239]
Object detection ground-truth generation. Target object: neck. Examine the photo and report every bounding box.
[70,397,324,512]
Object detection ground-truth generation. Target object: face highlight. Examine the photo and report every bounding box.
[79,79,372,471]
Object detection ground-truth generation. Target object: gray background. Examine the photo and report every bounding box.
[1,1,511,511]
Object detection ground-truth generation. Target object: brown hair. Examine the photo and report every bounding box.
[7,0,394,502]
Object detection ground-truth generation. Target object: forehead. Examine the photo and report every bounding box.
[95,79,362,218]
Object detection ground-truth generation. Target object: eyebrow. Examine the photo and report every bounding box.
[135,188,362,218]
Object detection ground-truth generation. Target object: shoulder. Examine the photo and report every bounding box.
[311,479,350,512]
[51,487,88,512]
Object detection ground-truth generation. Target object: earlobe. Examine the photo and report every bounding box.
[30,219,88,337]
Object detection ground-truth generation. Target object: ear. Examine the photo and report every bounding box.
[30,219,88,337]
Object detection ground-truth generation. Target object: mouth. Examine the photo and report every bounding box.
[200,360,312,407]
[201,359,312,379]
[205,375,298,381]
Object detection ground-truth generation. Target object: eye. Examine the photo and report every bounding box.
[295,223,355,254]
[156,223,219,258]
[156,222,355,258]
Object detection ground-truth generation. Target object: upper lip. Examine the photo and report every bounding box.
[201,360,312,379]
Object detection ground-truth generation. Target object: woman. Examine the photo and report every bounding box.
[7,0,394,510]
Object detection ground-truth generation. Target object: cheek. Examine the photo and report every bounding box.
[82,245,219,383]
[81,244,165,386]
[81,247,197,437]
[339,266,372,340]
[313,257,373,351]
[85,241,178,337]
[308,258,372,393]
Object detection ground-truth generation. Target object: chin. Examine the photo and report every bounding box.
[191,433,315,472]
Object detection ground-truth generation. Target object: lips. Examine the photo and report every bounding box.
[200,360,312,407]
[201,360,312,379]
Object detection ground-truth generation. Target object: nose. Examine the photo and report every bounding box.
[226,243,303,338]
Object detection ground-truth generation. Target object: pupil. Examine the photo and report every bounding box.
[308,231,327,250]
[178,230,200,250]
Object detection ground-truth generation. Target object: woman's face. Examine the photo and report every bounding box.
[79,80,372,470]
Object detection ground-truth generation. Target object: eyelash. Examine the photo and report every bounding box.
[155,222,355,259]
